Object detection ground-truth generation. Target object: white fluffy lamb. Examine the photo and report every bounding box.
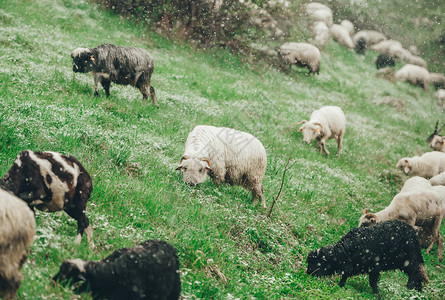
[395,64,429,90]
[330,24,354,49]
[359,176,445,259]
[340,19,354,37]
[311,21,330,49]
[277,42,321,75]
[0,188,36,300]
[396,151,445,178]
[176,125,267,208]
[306,2,333,26]
[297,106,346,158]
[430,135,445,152]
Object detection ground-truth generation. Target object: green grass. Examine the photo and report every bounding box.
[0,0,444,299]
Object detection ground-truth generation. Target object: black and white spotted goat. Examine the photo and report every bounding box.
[71,43,158,106]
[53,240,181,300]
[0,150,94,247]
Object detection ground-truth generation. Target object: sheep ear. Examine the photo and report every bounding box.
[363,209,369,214]
[199,157,211,170]
[175,166,182,171]
[180,155,189,164]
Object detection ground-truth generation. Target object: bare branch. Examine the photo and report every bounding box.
[267,155,297,218]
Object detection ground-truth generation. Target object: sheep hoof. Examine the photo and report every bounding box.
[74,234,82,245]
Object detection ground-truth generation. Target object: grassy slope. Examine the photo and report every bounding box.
[0,0,444,299]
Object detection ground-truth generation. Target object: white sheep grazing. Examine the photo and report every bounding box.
[353,30,387,47]
[330,24,354,49]
[340,19,355,37]
[395,64,429,90]
[359,176,445,259]
[297,106,346,158]
[428,73,445,90]
[0,188,36,300]
[370,39,402,54]
[176,125,267,208]
[396,151,445,178]
[436,89,445,108]
[404,54,428,69]
[430,135,445,152]
[277,42,321,75]
[306,2,333,26]
[311,21,330,49]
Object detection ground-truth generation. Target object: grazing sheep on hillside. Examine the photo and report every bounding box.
[404,54,428,69]
[395,64,429,90]
[0,188,36,300]
[306,2,333,26]
[330,24,354,49]
[310,21,330,49]
[340,19,354,37]
[53,240,181,300]
[376,53,395,69]
[359,177,445,259]
[307,220,429,294]
[353,30,387,48]
[297,106,346,158]
[370,39,402,55]
[428,73,445,90]
[436,89,445,108]
[176,125,267,208]
[71,44,157,106]
[430,135,445,152]
[277,42,321,75]
[0,150,94,247]
[396,151,445,178]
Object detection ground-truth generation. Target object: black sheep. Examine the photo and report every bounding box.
[355,37,367,55]
[71,44,157,106]
[53,240,181,300]
[306,220,429,294]
[376,53,396,69]
[0,150,94,247]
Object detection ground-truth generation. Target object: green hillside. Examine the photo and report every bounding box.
[0,0,443,299]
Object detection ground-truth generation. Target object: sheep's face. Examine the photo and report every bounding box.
[298,122,322,143]
[306,247,335,277]
[176,156,211,187]
[2,150,48,203]
[358,211,378,227]
[430,135,445,151]
[53,259,87,287]
[396,158,411,174]
[71,48,95,73]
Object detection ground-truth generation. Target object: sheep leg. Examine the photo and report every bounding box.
[339,274,348,287]
[0,270,21,300]
[337,131,344,158]
[426,209,443,260]
[319,137,330,156]
[93,74,101,97]
[406,264,423,291]
[101,78,111,98]
[64,205,93,248]
[251,184,266,208]
[139,84,158,107]
[150,86,158,107]
[368,271,380,294]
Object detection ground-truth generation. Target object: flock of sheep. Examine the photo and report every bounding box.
[1,1,445,299]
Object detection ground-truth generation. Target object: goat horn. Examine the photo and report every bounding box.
[180,155,189,164]
[313,122,323,128]
[199,157,211,167]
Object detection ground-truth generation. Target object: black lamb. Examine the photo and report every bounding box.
[306,220,429,294]
[53,240,181,300]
